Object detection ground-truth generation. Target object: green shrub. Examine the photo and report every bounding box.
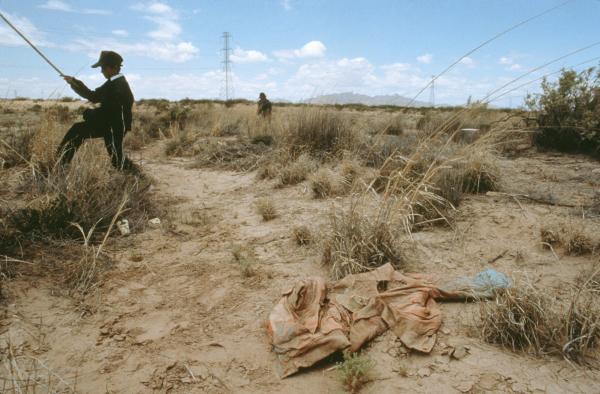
[526,67,600,157]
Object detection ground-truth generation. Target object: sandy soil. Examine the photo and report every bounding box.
[2,142,600,393]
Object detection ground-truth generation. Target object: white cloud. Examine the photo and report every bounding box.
[88,1,198,62]
[499,56,523,71]
[38,0,73,12]
[66,38,198,63]
[38,1,111,14]
[416,53,433,64]
[83,8,112,15]
[145,2,174,14]
[281,0,292,10]
[274,40,327,60]
[231,48,269,63]
[0,10,50,47]
[283,57,377,98]
[132,2,182,41]
[459,56,475,68]
[296,41,326,57]
[146,16,181,40]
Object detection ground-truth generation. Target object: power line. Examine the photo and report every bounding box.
[481,40,600,104]
[406,0,574,107]
[487,55,600,105]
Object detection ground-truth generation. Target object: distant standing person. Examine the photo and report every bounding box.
[57,50,134,170]
[257,92,272,120]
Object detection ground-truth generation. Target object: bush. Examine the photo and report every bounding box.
[7,148,155,242]
[526,67,600,157]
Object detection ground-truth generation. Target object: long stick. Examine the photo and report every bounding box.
[0,11,65,76]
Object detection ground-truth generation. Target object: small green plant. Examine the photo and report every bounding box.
[337,353,374,393]
[230,244,255,277]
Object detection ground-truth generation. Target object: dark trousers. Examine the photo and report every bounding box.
[57,122,131,170]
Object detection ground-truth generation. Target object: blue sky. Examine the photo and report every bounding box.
[1,0,599,106]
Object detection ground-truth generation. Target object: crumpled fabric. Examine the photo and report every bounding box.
[267,264,508,377]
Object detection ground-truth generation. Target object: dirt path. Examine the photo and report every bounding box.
[3,146,600,393]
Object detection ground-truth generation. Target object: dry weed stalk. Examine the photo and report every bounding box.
[1,340,76,393]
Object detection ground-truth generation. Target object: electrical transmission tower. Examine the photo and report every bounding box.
[429,75,435,107]
[221,32,233,101]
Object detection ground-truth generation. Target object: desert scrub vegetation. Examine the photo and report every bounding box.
[255,197,278,221]
[540,218,598,256]
[292,225,312,246]
[337,353,374,393]
[7,147,154,243]
[526,66,600,158]
[230,244,256,278]
[322,200,402,279]
[283,109,359,159]
[1,109,156,252]
[479,276,600,365]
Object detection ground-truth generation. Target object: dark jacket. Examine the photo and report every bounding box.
[257,98,272,116]
[69,75,134,135]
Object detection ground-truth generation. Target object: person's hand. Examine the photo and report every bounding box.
[63,76,75,85]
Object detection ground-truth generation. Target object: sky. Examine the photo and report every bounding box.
[0,0,599,107]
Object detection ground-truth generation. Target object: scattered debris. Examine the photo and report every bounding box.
[117,219,130,236]
[267,264,509,377]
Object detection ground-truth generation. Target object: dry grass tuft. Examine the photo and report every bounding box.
[480,276,600,364]
[284,109,358,159]
[164,131,194,157]
[310,168,344,199]
[277,154,317,186]
[292,225,312,246]
[231,244,256,277]
[337,353,374,393]
[479,282,560,355]
[322,200,402,279]
[191,137,270,171]
[255,197,278,221]
[540,219,596,256]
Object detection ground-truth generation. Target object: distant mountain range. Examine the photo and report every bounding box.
[303,92,431,107]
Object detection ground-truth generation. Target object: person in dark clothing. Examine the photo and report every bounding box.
[257,92,272,120]
[57,50,134,170]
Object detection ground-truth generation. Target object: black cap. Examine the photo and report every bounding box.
[91,51,123,68]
